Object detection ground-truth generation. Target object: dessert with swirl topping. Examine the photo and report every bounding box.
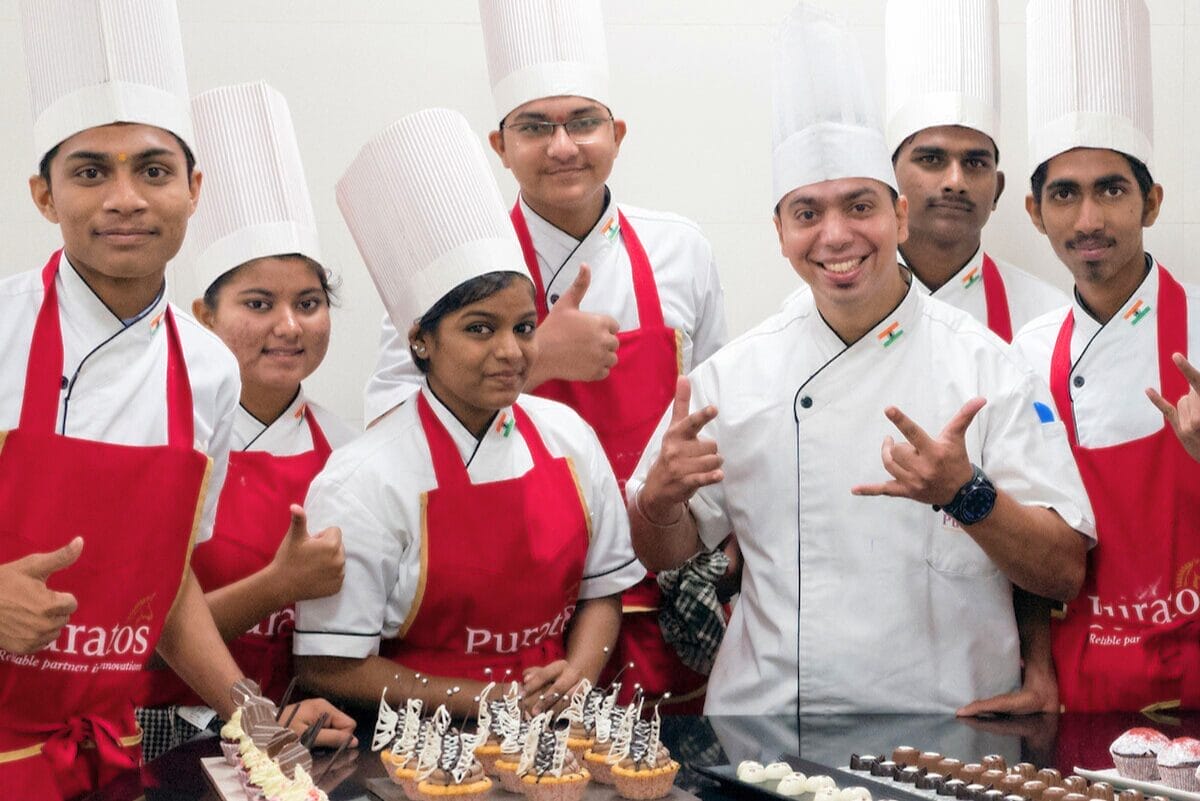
[519,717,592,801]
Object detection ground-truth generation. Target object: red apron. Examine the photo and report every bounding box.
[382,394,590,679]
[1049,264,1200,711]
[0,251,210,800]
[511,203,707,710]
[981,253,1013,343]
[140,408,332,706]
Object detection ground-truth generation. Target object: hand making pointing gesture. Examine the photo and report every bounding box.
[852,398,987,507]
[1146,352,1200,463]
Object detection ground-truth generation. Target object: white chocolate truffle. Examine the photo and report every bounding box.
[813,788,839,801]
[807,776,838,793]
[839,787,873,801]
[765,762,793,780]
[777,773,809,796]
[738,761,767,783]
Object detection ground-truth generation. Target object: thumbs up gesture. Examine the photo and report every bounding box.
[531,264,621,384]
[0,537,82,653]
[268,505,344,603]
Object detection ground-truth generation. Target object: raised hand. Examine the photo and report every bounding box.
[639,376,723,522]
[0,537,83,653]
[533,264,620,383]
[851,398,986,506]
[269,505,345,603]
[1147,352,1200,462]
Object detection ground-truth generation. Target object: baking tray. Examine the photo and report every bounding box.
[1074,766,1200,801]
[691,756,931,801]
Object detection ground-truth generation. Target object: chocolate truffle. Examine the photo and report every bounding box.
[1012,765,1038,781]
[1062,776,1089,794]
[1088,782,1114,801]
[1001,775,1029,795]
[939,759,965,780]
[981,770,1007,789]
[983,756,1009,772]
[873,760,898,778]
[1117,790,1144,801]
[940,780,966,797]
[851,754,879,772]
[920,753,946,772]
[900,767,926,784]
[1062,794,1089,801]
[1037,769,1063,787]
[1043,788,1069,801]
[983,791,1006,801]
[961,765,986,785]
[894,747,920,767]
[1022,780,1049,801]
[918,773,948,792]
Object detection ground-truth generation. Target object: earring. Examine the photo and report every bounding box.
[415,344,427,354]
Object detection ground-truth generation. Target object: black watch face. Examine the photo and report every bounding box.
[958,487,997,525]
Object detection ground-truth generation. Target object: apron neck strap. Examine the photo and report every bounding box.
[981,253,1013,343]
[1049,310,1079,447]
[22,250,194,445]
[418,393,554,488]
[509,202,665,329]
[1155,264,1189,404]
[302,403,333,460]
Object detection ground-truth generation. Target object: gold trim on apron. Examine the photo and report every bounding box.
[398,492,431,639]
[564,457,593,544]
[673,329,684,376]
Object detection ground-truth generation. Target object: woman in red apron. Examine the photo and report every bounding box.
[135,252,350,757]
[134,80,355,758]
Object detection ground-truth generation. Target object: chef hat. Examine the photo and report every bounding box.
[337,108,530,329]
[885,0,1000,156]
[184,82,321,294]
[479,0,610,120]
[20,0,193,164]
[772,3,896,206]
[1027,0,1153,171]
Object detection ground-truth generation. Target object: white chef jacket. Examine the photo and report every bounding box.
[782,249,1067,337]
[628,284,1096,715]
[0,252,240,544]
[294,385,646,658]
[232,391,357,454]
[1013,258,1200,449]
[362,192,728,425]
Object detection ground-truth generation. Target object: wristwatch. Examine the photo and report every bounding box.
[934,464,997,525]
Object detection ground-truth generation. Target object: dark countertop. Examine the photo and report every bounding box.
[84,711,1200,801]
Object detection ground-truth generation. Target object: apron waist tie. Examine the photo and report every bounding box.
[0,716,141,767]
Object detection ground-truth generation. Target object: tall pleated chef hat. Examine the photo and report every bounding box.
[184,82,320,294]
[20,0,193,164]
[885,0,1000,156]
[1027,0,1153,171]
[336,108,530,329]
[479,0,609,121]
[772,2,896,206]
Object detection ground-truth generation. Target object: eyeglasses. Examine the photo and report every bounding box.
[502,116,614,144]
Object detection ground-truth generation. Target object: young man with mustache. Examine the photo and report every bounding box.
[1012,0,1200,711]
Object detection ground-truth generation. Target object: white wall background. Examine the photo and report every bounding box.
[1,0,1197,430]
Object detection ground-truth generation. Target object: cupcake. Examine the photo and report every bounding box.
[383,699,426,777]
[584,691,630,785]
[607,700,679,800]
[1156,738,1200,792]
[220,707,246,765]
[519,719,591,801]
[1110,728,1170,781]
[496,713,539,794]
[416,727,493,801]
[473,682,514,776]
[557,680,601,761]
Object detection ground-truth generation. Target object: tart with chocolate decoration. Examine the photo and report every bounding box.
[583,685,627,785]
[519,718,591,801]
[416,724,493,801]
[608,700,678,800]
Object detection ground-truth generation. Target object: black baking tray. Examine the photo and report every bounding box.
[691,755,933,801]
